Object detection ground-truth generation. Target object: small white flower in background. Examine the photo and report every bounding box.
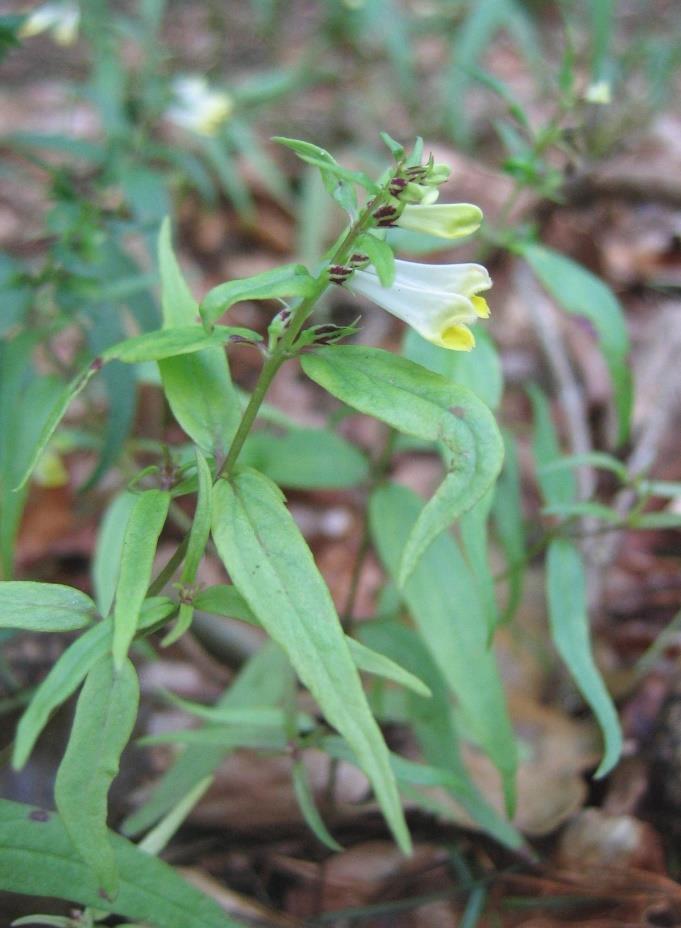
[584,80,611,105]
[20,1,80,45]
[166,76,234,137]
[349,259,491,351]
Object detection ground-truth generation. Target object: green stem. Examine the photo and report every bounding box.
[217,193,389,478]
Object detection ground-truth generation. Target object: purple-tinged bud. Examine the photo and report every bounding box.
[349,252,370,268]
[404,165,428,181]
[329,264,353,285]
[373,204,397,220]
[90,356,103,372]
[388,177,408,195]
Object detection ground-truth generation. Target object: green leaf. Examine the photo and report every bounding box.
[527,384,577,507]
[637,480,681,500]
[459,489,499,634]
[301,346,504,584]
[492,431,526,623]
[546,539,622,777]
[193,584,257,623]
[112,490,170,668]
[627,510,681,530]
[158,218,198,326]
[162,449,213,646]
[54,656,140,897]
[356,233,395,287]
[1,345,65,576]
[540,451,628,483]
[12,599,174,771]
[522,243,632,445]
[542,501,621,523]
[0,582,95,632]
[369,483,517,813]
[292,760,342,851]
[193,584,429,696]
[200,264,317,328]
[93,492,138,616]
[121,642,290,836]
[101,325,259,364]
[137,776,213,857]
[380,131,405,159]
[346,636,431,698]
[403,328,503,411]
[359,620,523,850]
[138,728,288,751]
[272,137,379,192]
[240,427,369,489]
[157,221,241,457]
[159,691,296,729]
[211,469,410,853]
[0,798,244,928]
[13,365,99,492]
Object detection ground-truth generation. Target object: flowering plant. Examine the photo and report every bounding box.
[2,135,624,926]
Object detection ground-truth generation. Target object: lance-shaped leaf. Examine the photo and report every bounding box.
[93,492,138,616]
[370,483,517,814]
[0,582,96,632]
[13,364,100,491]
[12,598,173,771]
[157,219,241,457]
[546,538,622,778]
[0,798,244,928]
[522,243,632,446]
[301,346,504,584]
[273,136,379,193]
[346,637,431,698]
[200,263,317,328]
[112,490,170,668]
[101,324,259,364]
[193,583,431,697]
[54,655,140,898]
[121,642,291,836]
[359,619,523,850]
[211,468,410,853]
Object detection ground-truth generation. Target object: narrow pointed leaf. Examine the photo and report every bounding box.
[93,492,138,616]
[12,598,175,771]
[211,469,410,853]
[157,221,241,456]
[101,325,259,364]
[13,365,98,491]
[301,346,503,584]
[292,760,342,851]
[0,798,244,928]
[54,656,140,898]
[523,243,632,445]
[112,490,170,668]
[370,483,517,813]
[121,642,289,836]
[0,582,95,632]
[528,384,577,507]
[272,137,379,192]
[346,637,431,698]
[546,539,622,777]
[200,264,317,328]
[360,619,523,850]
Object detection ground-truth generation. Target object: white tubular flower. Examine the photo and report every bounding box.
[396,202,483,240]
[20,1,80,45]
[166,76,234,137]
[349,259,491,351]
